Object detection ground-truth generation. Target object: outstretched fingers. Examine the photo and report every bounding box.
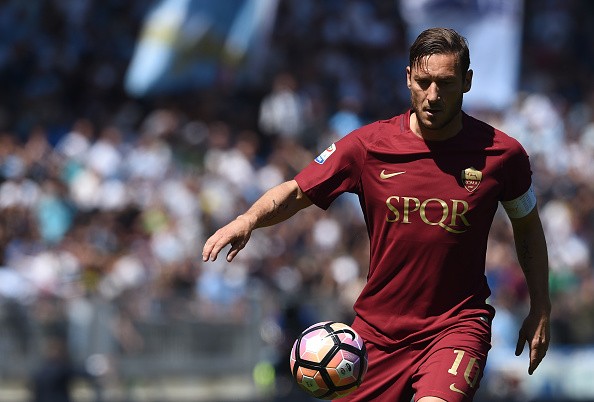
[202,220,252,263]
[202,232,226,262]
[226,238,248,262]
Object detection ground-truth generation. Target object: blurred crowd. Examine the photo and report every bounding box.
[0,0,593,388]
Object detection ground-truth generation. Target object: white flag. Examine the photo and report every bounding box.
[399,0,524,111]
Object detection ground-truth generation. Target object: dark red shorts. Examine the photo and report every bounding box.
[338,315,491,402]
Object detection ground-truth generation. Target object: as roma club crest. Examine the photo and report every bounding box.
[462,167,482,193]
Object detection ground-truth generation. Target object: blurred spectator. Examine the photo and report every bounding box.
[327,96,364,139]
[258,72,312,142]
[30,335,101,402]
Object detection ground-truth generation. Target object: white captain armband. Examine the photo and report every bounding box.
[501,185,537,219]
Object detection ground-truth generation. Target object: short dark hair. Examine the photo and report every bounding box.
[409,28,470,75]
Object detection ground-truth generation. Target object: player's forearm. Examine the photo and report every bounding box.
[518,242,551,313]
[240,180,312,229]
[512,210,551,312]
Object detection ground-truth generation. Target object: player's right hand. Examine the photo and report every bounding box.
[202,215,254,262]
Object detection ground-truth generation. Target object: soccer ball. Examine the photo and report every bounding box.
[289,321,368,400]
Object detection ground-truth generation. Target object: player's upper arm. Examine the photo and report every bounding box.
[501,184,537,220]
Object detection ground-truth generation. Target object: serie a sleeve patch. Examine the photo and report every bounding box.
[314,143,337,164]
[501,185,536,219]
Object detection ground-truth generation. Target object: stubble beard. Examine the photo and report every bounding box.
[411,94,464,133]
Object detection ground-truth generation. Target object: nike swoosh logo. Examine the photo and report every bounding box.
[449,383,468,396]
[380,170,406,179]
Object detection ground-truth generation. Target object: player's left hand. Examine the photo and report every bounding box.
[515,309,550,375]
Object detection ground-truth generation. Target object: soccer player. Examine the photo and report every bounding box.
[202,27,550,402]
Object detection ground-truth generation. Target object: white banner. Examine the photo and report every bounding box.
[399,0,524,111]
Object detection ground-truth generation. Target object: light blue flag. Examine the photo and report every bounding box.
[125,0,279,97]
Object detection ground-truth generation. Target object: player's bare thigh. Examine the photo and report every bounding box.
[418,397,447,402]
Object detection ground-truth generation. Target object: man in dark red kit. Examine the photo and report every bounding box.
[203,28,551,402]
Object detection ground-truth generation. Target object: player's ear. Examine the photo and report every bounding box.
[406,66,412,89]
[463,69,473,93]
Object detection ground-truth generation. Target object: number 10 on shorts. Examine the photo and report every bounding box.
[447,349,481,388]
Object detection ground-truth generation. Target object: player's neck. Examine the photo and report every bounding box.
[409,112,463,141]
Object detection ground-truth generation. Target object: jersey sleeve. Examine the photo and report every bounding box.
[295,132,366,210]
[499,136,533,202]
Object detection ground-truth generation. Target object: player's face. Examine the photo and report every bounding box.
[407,53,472,137]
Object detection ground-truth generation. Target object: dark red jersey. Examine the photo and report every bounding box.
[294,110,532,347]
